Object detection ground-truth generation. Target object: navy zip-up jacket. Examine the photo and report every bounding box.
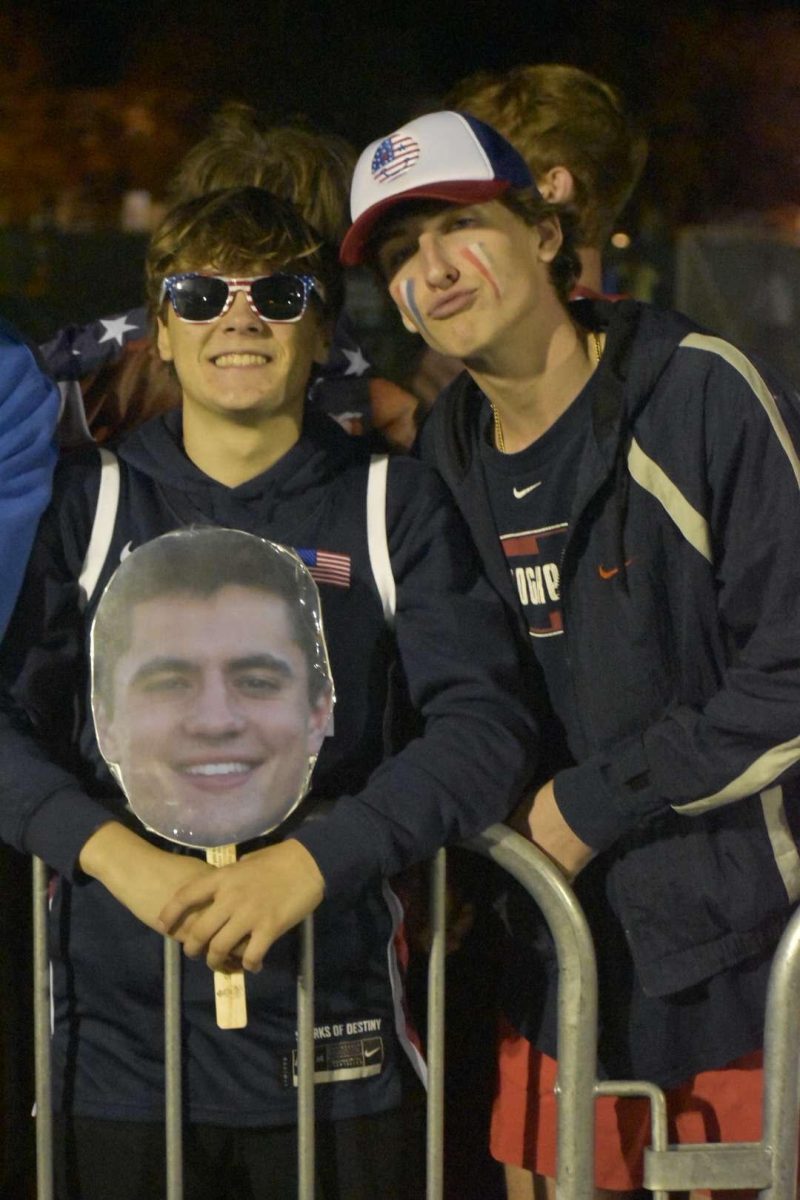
[0,407,537,1124]
[421,298,800,1001]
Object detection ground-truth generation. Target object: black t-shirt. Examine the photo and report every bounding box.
[479,379,595,743]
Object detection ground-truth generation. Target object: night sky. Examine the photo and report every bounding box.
[17,0,792,145]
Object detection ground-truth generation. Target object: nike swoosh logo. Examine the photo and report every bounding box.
[363,1045,382,1059]
[597,558,634,580]
[513,482,542,499]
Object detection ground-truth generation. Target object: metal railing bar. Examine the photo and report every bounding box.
[426,847,447,1200]
[297,914,315,1200]
[33,856,53,1200]
[30,829,800,1200]
[164,936,183,1200]
[757,905,800,1200]
[644,1143,772,1193]
[465,825,598,1200]
[594,1080,668,1200]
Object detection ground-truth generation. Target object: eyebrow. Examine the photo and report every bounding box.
[128,653,296,686]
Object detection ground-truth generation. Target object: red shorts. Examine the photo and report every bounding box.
[491,1020,766,1191]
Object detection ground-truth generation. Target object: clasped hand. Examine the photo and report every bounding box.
[79,822,324,975]
[157,839,325,973]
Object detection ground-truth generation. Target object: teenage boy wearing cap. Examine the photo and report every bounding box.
[0,185,538,1200]
[342,111,800,1198]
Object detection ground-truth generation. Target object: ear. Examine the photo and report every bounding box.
[306,686,334,756]
[536,165,575,205]
[534,215,564,265]
[156,315,174,363]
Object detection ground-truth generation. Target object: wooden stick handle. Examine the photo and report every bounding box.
[205,844,247,1029]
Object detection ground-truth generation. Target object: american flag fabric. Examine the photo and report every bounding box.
[40,307,149,380]
[297,548,351,588]
[371,134,421,183]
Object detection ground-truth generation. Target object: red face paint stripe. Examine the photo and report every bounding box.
[461,246,501,300]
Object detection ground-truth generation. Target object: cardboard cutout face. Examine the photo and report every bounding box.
[91,528,334,848]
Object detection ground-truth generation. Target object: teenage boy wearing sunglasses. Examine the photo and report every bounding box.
[343,113,800,1199]
[0,185,537,1200]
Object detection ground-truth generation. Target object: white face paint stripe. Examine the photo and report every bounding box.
[676,737,800,813]
[680,333,800,491]
[627,438,713,561]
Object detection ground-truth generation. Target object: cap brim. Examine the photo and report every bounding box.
[339,180,510,267]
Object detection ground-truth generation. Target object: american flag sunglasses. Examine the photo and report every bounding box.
[160,272,324,324]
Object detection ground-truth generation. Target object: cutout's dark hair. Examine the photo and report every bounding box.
[92,528,330,716]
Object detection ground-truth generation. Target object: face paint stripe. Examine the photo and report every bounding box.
[462,244,501,301]
[402,277,426,332]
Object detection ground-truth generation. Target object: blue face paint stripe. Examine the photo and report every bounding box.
[402,278,426,332]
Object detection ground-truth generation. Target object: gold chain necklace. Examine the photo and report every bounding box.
[491,330,603,454]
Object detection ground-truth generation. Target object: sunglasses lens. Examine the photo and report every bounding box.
[170,276,229,321]
[250,275,308,321]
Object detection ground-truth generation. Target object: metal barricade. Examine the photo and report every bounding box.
[31,828,800,1199]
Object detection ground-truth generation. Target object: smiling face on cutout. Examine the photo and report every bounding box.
[376,200,562,366]
[94,584,333,847]
[156,264,328,431]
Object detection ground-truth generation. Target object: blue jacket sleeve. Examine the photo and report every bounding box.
[554,340,800,848]
[0,320,60,638]
[0,451,118,877]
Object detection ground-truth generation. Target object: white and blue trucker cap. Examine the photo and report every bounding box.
[340,110,534,266]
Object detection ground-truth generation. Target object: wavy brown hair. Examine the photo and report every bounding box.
[167,104,356,245]
[447,64,647,248]
[146,186,341,322]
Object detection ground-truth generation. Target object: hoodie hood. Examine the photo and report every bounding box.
[116,406,370,536]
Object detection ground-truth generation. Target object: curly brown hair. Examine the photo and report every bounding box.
[167,104,356,245]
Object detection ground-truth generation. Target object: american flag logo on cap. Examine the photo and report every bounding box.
[371,133,421,184]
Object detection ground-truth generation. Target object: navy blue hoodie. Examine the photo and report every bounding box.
[0,407,537,1124]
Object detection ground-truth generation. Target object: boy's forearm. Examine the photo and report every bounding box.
[79,820,213,934]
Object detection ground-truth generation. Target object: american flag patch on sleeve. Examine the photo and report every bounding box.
[296,548,351,588]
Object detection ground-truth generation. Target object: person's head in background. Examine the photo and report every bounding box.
[445,63,647,293]
[167,103,357,244]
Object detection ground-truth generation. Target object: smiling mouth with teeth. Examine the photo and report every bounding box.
[183,762,255,776]
[212,353,271,367]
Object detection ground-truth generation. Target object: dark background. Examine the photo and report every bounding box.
[6,0,800,221]
[2,0,800,363]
